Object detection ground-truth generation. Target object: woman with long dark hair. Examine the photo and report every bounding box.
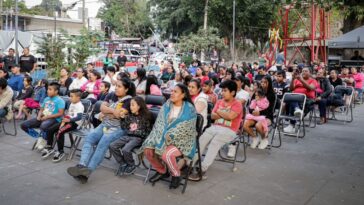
[67,77,136,183]
[142,83,197,189]
[145,75,162,96]
[134,68,147,95]
[243,75,276,150]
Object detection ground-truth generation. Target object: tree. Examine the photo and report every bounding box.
[66,28,105,69]
[36,33,67,78]
[177,27,225,55]
[98,0,154,38]
[149,0,205,38]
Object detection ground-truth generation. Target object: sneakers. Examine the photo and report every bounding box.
[123,164,137,176]
[250,137,259,149]
[35,137,47,151]
[67,164,91,178]
[52,151,65,163]
[149,171,170,183]
[227,144,237,158]
[115,164,128,176]
[258,138,269,150]
[41,148,55,159]
[188,171,207,181]
[294,108,303,117]
[169,176,182,189]
[283,124,295,133]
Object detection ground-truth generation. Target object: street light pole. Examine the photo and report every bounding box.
[15,0,19,63]
[232,0,236,63]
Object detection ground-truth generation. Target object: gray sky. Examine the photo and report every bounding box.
[24,0,103,19]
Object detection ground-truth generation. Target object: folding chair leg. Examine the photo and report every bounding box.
[182,161,193,194]
[2,118,17,136]
[144,166,152,185]
[68,136,81,160]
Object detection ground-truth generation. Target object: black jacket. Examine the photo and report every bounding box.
[317,78,332,98]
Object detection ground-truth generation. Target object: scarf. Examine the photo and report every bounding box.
[141,100,197,159]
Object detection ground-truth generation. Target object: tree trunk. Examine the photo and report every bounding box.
[201,0,209,62]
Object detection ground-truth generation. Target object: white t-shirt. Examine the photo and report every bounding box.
[69,77,88,90]
[236,89,250,103]
[67,101,85,126]
[134,79,147,93]
[103,74,118,92]
[86,82,96,99]
[194,92,208,128]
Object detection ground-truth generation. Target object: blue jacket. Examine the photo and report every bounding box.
[8,74,24,92]
[34,86,47,104]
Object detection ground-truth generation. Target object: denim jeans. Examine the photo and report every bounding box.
[0,108,7,118]
[287,102,300,125]
[79,123,125,171]
[20,118,58,139]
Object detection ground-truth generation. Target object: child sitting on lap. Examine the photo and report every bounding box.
[109,96,153,176]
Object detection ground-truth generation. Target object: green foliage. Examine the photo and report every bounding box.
[149,0,204,38]
[177,27,225,53]
[98,0,154,38]
[35,33,67,78]
[66,28,105,69]
[3,0,61,16]
[3,0,31,14]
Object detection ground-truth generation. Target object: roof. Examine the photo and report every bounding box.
[1,14,83,24]
[328,25,364,49]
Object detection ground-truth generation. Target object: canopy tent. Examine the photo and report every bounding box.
[328,26,364,49]
[0,31,33,54]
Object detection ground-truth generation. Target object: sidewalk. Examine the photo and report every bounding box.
[0,105,363,205]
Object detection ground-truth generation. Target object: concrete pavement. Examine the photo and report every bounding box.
[0,105,363,205]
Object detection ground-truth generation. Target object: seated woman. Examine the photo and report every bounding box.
[146,75,162,96]
[315,69,332,124]
[142,83,197,189]
[188,79,208,129]
[103,66,118,92]
[202,80,217,105]
[166,72,183,90]
[351,67,364,102]
[284,67,317,133]
[134,68,147,96]
[243,76,276,149]
[58,67,73,95]
[80,70,102,104]
[69,68,88,91]
[160,65,175,84]
[195,66,209,85]
[67,77,136,184]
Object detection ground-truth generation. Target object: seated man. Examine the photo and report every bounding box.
[284,67,318,133]
[7,64,24,92]
[0,78,14,120]
[339,67,354,87]
[189,80,243,181]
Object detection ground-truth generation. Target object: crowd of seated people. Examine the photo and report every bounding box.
[1,47,364,191]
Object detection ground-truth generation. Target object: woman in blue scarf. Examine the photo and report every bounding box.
[143,83,197,189]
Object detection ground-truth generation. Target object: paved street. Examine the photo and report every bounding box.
[0,105,363,205]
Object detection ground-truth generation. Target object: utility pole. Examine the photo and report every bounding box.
[232,0,236,63]
[0,0,3,30]
[82,0,85,26]
[15,0,19,63]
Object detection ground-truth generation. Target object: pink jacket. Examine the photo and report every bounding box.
[80,79,102,98]
[249,97,269,111]
[352,73,364,89]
